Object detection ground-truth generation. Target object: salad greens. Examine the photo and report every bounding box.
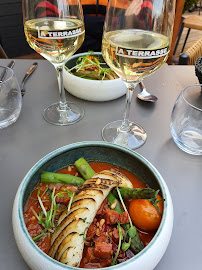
[66,51,118,81]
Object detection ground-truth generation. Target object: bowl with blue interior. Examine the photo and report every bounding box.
[13,141,173,270]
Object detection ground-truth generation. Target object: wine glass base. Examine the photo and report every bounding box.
[102,120,147,150]
[43,102,84,126]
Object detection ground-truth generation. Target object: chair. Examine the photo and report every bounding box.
[179,36,202,64]
[174,15,202,55]
[167,0,185,64]
[199,1,202,15]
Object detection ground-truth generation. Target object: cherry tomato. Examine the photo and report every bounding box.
[129,194,164,232]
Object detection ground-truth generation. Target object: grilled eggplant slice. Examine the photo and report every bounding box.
[49,169,132,266]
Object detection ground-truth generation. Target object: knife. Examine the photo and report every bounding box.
[0,60,15,83]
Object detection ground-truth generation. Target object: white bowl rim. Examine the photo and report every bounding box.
[16,141,171,270]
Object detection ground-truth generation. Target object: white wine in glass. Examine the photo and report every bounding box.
[102,0,176,149]
[23,0,85,125]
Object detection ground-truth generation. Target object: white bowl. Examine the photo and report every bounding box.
[12,141,173,270]
[63,52,127,102]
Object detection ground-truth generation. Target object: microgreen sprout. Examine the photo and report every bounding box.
[67,191,74,212]
[83,217,87,223]
[32,230,46,242]
[111,222,123,266]
[116,187,138,252]
[79,226,89,238]
[32,187,74,242]
[149,190,164,216]
[37,188,47,217]
[122,237,131,252]
[116,187,133,227]
[67,51,118,81]
[30,206,39,219]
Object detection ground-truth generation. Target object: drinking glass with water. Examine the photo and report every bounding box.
[170,84,202,155]
[0,66,22,129]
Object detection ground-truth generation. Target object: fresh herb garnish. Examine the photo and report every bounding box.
[67,51,118,81]
[83,217,87,223]
[32,187,74,242]
[116,187,133,227]
[32,230,46,242]
[46,188,52,195]
[79,226,89,237]
[116,187,138,252]
[67,191,74,212]
[149,190,164,216]
[121,238,131,252]
[111,222,123,266]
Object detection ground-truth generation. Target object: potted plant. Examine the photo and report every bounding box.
[183,0,199,13]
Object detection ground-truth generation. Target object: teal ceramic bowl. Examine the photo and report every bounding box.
[12,141,173,270]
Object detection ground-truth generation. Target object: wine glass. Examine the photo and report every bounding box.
[102,0,176,149]
[22,0,85,125]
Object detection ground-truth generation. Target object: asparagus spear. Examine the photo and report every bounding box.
[74,157,95,180]
[41,158,95,187]
[107,192,124,213]
[75,158,156,200]
[41,171,84,186]
[122,223,144,254]
[116,187,157,200]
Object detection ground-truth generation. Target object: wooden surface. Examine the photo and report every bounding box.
[0,44,8,58]
[183,14,202,29]
[167,0,185,64]
[173,9,202,62]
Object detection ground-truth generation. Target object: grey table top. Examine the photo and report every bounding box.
[0,58,201,270]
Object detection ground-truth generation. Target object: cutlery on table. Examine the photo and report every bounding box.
[137,81,158,102]
[20,62,38,96]
[0,60,15,83]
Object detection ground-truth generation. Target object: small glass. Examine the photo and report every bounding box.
[170,84,202,155]
[0,66,22,129]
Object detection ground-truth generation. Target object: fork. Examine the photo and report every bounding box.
[20,62,38,96]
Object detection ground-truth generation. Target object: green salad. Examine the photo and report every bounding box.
[66,51,118,81]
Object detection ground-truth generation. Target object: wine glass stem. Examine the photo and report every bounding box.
[55,65,68,110]
[121,82,138,131]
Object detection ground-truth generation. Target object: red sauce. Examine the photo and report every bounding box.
[88,162,147,189]
[24,182,77,254]
[23,162,156,268]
